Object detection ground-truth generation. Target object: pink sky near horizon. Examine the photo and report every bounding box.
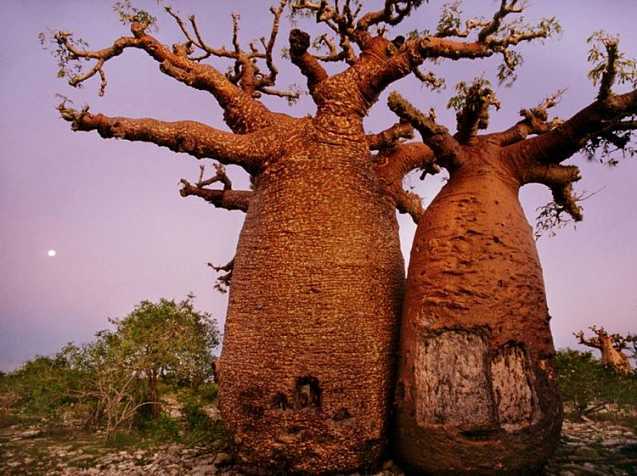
[1,0,636,371]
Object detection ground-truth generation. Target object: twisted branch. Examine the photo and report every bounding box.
[179,164,252,212]
[58,102,272,173]
[51,21,278,133]
[366,122,413,150]
[387,92,462,168]
[487,90,564,146]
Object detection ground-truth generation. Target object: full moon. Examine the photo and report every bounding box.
[48,249,57,257]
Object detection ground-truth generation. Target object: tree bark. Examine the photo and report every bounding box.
[599,338,633,375]
[394,147,562,474]
[217,118,405,473]
[148,369,161,418]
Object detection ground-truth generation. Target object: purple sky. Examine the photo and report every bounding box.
[1,0,636,371]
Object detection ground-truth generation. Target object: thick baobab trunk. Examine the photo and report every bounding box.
[218,119,405,473]
[394,152,562,474]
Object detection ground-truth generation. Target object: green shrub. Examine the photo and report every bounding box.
[198,382,218,403]
[555,348,637,419]
[182,401,212,432]
[138,414,181,443]
[106,430,140,448]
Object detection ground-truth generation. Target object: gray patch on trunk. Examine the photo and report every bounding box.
[415,331,493,427]
[490,345,536,431]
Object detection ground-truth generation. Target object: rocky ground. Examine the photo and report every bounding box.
[545,420,637,476]
[1,417,636,475]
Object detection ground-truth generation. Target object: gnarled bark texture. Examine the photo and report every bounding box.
[219,117,406,473]
[394,149,561,474]
[388,72,636,471]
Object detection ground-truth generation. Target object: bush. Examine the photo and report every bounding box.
[182,401,212,432]
[0,351,87,417]
[138,413,181,443]
[0,295,220,437]
[555,349,637,420]
[197,382,218,403]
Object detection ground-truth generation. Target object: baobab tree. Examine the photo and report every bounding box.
[43,0,634,474]
[575,326,636,375]
[387,31,636,473]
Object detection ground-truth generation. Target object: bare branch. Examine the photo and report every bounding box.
[448,78,501,144]
[290,0,365,48]
[164,6,199,47]
[394,187,424,223]
[179,182,252,212]
[259,1,289,89]
[367,122,413,150]
[387,92,462,168]
[312,34,346,62]
[506,89,637,165]
[374,142,438,185]
[289,29,329,95]
[197,163,232,190]
[575,330,602,349]
[58,103,274,173]
[168,1,291,100]
[288,1,560,104]
[486,90,564,146]
[49,22,280,133]
[208,259,234,293]
[179,163,252,212]
[357,0,425,31]
[523,163,581,188]
[373,142,437,223]
[478,0,525,43]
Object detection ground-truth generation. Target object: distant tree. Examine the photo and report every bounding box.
[0,296,219,434]
[106,295,220,417]
[575,326,636,375]
[555,349,637,420]
[1,352,83,416]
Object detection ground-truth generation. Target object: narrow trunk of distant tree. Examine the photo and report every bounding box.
[394,148,562,475]
[148,370,161,418]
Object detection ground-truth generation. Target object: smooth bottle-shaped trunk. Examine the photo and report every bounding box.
[218,121,405,473]
[394,154,562,474]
